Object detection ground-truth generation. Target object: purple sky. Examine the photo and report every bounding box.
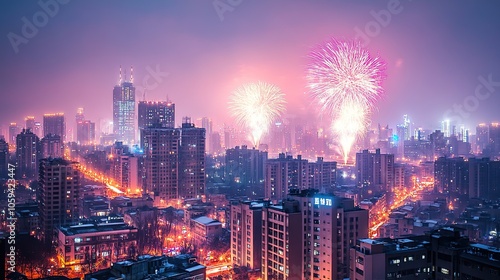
[1,0,500,136]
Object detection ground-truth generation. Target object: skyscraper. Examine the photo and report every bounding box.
[201,117,212,153]
[230,201,264,270]
[76,120,96,145]
[33,121,42,138]
[476,123,489,154]
[225,145,267,186]
[142,126,180,206]
[39,158,80,245]
[179,119,206,199]
[307,157,337,193]
[138,101,175,132]
[113,67,136,144]
[0,138,8,179]
[356,149,395,194]
[489,122,500,156]
[9,122,21,145]
[43,113,66,141]
[41,134,62,158]
[25,116,35,130]
[265,153,308,201]
[434,157,469,195]
[259,189,369,280]
[16,128,40,179]
[288,190,369,279]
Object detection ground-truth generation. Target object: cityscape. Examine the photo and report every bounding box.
[1,1,500,280]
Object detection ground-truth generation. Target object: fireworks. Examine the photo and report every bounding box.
[229,81,286,147]
[307,39,385,164]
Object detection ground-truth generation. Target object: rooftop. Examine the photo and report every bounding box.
[59,222,136,236]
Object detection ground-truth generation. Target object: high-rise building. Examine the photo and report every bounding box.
[489,122,500,156]
[75,107,85,123]
[113,68,136,144]
[76,120,96,145]
[307,157,337,193]
[9,122,21,145]
[0,138,9,179]
[33,121,42,138]
[289,189,369,279]
[110,142,140,194]
[138,101,175,132]
[434,157,469,195]
[356,149,395,194]
[179,119,206,199]
[261,199,303,279]
[39,158,80,245]
[43,113,65,141]
[225,145,267,186]
[350,236,432,280]
[476,123,489,154]
[230,201,264,270]
[209,132,222,154]
[16,128,41,179]
[40,134,62,158]
[265,153,308,201]
[259,189,369,280]
[201,117,212,153]
[468,157,500,198]
[142,126,180,206]
[25,116,35,130]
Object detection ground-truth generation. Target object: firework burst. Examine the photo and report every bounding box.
[307,39,385,164]
[229,81,286,147]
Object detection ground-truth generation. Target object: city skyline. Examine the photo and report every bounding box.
[2,1,500,134]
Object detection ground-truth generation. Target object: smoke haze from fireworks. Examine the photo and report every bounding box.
[307,39,385,164]
[229,81,287,147]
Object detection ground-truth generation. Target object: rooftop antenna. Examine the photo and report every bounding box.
[130,65,134,83]
[124,68,127,83]
[143,90,146,101]
[119,65,122,85]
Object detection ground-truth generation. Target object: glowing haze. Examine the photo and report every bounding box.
[229,81,286,147]
[307,39,385,164]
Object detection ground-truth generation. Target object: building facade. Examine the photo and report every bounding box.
[43,113,65,141]
[39,158,80,245]
[113,76,136,144]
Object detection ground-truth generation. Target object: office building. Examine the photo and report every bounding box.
[43,113,65,141]
[113,67,136,144]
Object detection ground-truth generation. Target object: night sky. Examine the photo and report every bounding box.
[1,0,500,134]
